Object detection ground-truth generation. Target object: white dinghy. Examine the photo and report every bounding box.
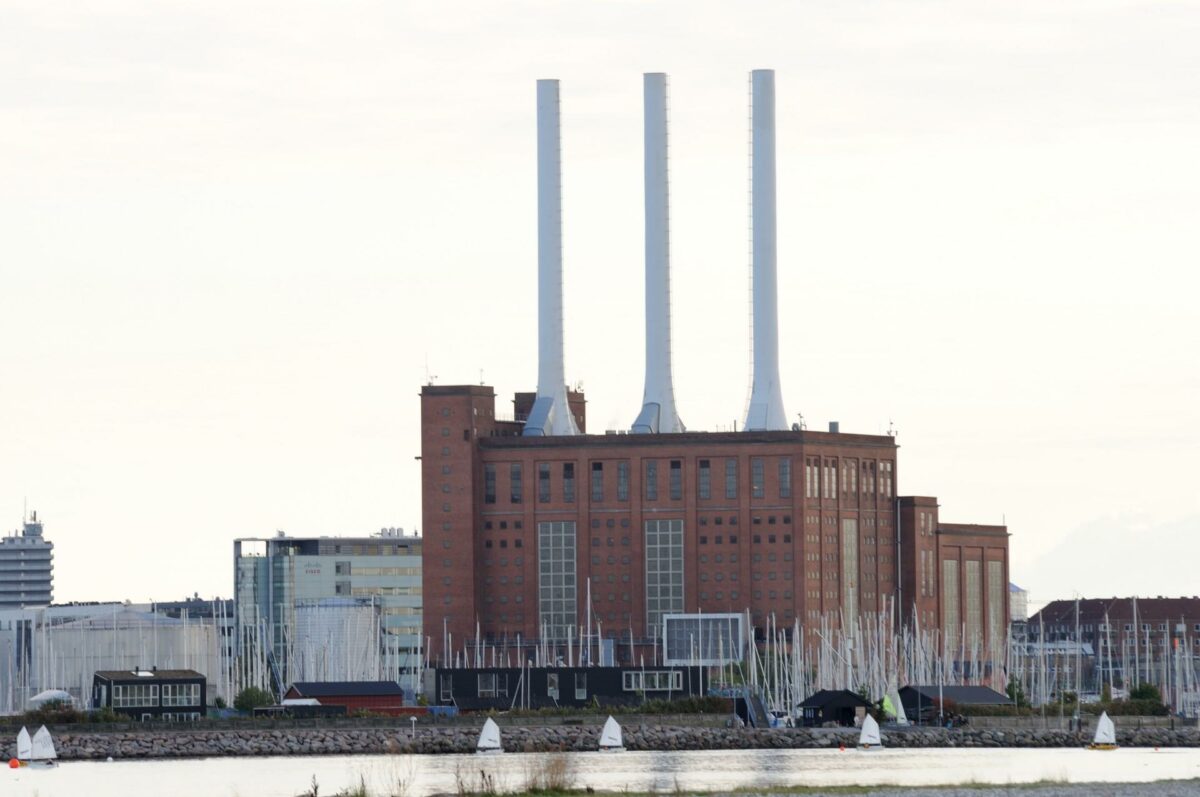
[598,715,625,752]
[476,717,503,754]
[858,714,882,750]
[1089,711,1117,750]
[15,727,32,764]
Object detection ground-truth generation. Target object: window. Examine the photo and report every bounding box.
[698,459,711,499]
[779,458,792,498]
[538,463,551,503]
[440,676,453,702]
[538,521,577,640]
[645,518,684,636]
[575,672,587,700]
[987,560,1003,652]
[881,461,894,498]
[823,460,836,499]
[669,460,682,500]
[623,670,683,691]
[841,519,858,618]
[965,560,982,647]
[112,683,159,708]
[478,673,508,698]
[546,673,559,700]
[510,464,523,503]
[335,561,351,576]
[563,462,575,502]
[943,559,960,654]
[617,462,630,501]
[805,458,818,498]
[645,461,659,501]
[591,462,604,502]
[484,464,496,504]
[751,458,764,498]
[162,683,201,707]
[725,459,737,499]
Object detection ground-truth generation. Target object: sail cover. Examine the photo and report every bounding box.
[1094,711,1116,746]
[599,715,623,749]
[16,727,32,760]
[859,714,882,747]
[477,717,502,752]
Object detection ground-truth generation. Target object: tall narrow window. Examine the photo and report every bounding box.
[591,462,604,502]
[538,463,551,503]
[965,559,982,648]
[563,462,575,503]
[881,462,893,498]
[484,464,496,505]
[779,458,792,499]
[645,518,684,637]
[751,458,765,498]
[823,460,836,499]
[942,559,959,655]
[510,463,523,504]
[806,458,818,499]
[987,560,1003,655]
[538,521,577,640]
[669,460,682,500]
[698,459,711,500]
[841,518,858,619]
[725,459,737,499]
[645,461,658,501]
[617,462,629,501]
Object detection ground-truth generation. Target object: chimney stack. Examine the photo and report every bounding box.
[632,73,684,434]
[743,69,789,431]
[524,79,580,437]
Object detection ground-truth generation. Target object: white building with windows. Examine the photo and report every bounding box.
[233,529,422,696]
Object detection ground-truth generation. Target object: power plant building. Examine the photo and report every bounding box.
[420,71,1010,665]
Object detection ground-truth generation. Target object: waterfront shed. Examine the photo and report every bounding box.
[283,681,407,715]
[798,689,874,727]
[93,668,207,721]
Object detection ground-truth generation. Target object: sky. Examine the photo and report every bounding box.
[1,1,1197,610]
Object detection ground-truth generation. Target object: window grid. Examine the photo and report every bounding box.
[645,519,684,637]
[538,521,577,640]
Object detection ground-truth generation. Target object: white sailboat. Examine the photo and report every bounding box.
[598,715,624,752]
[15,727,32,762]
[1089,711,1117,751]
[30,726,57,765]
[476,717,503,754]
[858,714,882,750]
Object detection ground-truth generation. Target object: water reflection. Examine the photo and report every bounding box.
[3,747,1199,797]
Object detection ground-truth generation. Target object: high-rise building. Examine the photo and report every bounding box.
[0,511,54,609]
[233,529,422,694]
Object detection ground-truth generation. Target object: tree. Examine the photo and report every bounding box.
[234,686,273,712]
[1129,682,1162,703]
[1005,675,1029,708]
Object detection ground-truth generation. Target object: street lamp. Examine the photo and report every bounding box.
[410,715,417,739]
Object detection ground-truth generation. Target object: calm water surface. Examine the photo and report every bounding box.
[5,748,1200,797]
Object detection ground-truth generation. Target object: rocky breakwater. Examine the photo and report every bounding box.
[32,723,1200,760]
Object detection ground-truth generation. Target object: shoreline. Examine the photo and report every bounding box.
[18,723,1200,761]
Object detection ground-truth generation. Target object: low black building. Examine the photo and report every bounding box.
[899,685,1011,721]
[432,665,707,711]
[798,689,874,727]
[93,668,207,721]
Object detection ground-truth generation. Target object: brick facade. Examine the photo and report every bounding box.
[421,384,1009,664]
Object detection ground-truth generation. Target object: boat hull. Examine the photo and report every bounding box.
[476,748,503,755]
[600,746,626,753]
[1088,743,1118,751]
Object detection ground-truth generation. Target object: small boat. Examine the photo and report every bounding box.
[858,714,882,751]
[598,715,625,752]
[12,725,57,768]
[476,717,503,754]
[1088,711,1118,751]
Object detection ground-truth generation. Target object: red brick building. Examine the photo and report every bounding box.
[420,384,1011,665]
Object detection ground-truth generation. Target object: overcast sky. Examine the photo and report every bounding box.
[1,1,1197,609]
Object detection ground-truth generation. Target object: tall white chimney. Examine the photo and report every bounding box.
[524,79,580,437]
[743,69,789,432]
[632,72,684,434]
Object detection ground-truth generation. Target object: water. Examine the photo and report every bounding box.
[5,748,1200,797]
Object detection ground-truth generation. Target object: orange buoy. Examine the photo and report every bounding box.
[8,759,19,769]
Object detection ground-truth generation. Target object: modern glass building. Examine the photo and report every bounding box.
[233,529,422,695]
[0,512,54,609]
